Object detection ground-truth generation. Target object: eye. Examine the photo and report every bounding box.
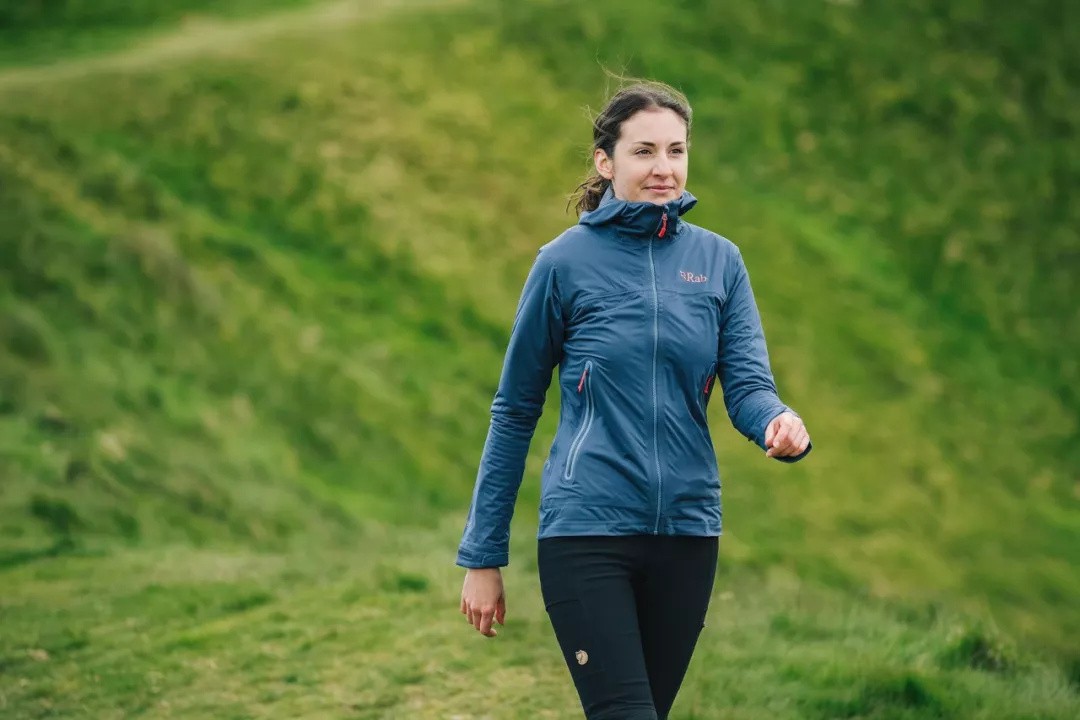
[635,149,651,155]
[672,147,685,154]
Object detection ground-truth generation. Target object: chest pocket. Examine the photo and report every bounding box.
[564,289,649,362]
[661,288,723,373]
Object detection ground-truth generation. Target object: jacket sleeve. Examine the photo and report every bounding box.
[456,247,564,567]
[717,246,811,463]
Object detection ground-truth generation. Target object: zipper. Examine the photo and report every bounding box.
[649,238,662,534]
[701,361,717,413]
[657,213,668,238]
[564,360,595,482]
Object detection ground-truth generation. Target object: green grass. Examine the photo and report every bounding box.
[0,0,1077,716]
[2,516,1078,718]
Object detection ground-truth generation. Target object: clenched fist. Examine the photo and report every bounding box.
[764,411,810,459]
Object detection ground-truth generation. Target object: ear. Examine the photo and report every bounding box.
[593,148,613,180]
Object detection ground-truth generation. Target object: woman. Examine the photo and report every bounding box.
[456,80,812,719]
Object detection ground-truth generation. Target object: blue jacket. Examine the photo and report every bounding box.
[456,185,811,568]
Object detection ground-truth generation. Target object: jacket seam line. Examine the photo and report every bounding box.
[649,237,662,535]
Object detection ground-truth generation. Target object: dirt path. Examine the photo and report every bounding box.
[0,0,460,92]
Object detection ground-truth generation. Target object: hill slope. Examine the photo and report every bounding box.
[1,0,1077,716]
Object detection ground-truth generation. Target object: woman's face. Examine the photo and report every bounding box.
[594,107,688,205]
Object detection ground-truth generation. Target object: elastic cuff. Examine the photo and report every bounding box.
[455,547,509,568]
[773,439,813,463]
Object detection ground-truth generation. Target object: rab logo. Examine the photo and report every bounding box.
[679,270,708,283]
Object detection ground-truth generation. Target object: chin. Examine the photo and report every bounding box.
[635,193,675,205]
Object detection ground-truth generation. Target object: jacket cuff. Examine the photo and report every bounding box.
[773,438,812,463]
[455,546,509,569]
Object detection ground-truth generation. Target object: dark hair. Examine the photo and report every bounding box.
[569,79,693,215]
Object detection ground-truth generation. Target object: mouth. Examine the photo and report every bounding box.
[645,186,675,192]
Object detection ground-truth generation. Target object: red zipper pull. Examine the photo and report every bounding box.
[704,376,714,395]
[658,213,668,238]
[577,367,588,392]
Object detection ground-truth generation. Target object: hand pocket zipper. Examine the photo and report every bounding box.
[564,360,595,482]
[700,361,717,413]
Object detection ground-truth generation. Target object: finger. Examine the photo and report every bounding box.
[779,430,802,456]
[496,597,506,625]
[461,597,467,615]
[787,417,804,437]
[785,416,805,446]
[783,429,808,456]
[793,426,807,445]
[479,608,496,636]
[476,615,488,635]
[764,417,777,447]
[772,423,789,450]
[781,423,802,453]
[768,421,801,457]
[779,414,798,445]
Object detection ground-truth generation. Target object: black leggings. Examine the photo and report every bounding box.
[537,534,719,719]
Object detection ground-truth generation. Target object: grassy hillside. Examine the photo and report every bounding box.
[1,0,1077,716]
[0,0,313,67]
[497,0,1080,424]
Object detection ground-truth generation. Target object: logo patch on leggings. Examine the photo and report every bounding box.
[575,649,589,665]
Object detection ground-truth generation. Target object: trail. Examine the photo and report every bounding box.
[0,0,462,92]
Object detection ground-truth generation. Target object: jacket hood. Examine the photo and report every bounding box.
[578,184,698,239]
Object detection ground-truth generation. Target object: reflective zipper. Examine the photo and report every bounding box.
[649,238,662,534]
[564,360,595,481]
[701,361,717,413]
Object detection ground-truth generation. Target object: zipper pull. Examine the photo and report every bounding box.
[577,367,588,392]
[704,376,714,395]
[658,213,668,238]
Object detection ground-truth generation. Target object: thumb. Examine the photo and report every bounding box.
[764,417,777,447]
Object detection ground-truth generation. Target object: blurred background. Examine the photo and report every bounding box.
[1,0,1077,717]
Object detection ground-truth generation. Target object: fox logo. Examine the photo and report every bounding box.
[679,270,708,283]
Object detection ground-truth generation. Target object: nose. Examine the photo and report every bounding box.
[652,153,673,177]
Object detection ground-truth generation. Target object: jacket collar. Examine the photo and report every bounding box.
[578,184,698,239]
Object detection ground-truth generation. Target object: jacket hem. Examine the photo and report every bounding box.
[537,519,721,539]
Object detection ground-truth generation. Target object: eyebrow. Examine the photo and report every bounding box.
[630,140,688,147]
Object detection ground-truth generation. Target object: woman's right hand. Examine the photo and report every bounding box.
[460,567,506,637]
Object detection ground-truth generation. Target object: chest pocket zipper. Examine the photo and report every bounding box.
[564,360,595,482]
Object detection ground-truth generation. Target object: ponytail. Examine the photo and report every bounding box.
[568,174,611,214]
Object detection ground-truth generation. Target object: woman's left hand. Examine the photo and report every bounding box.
[764,412,810,459]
